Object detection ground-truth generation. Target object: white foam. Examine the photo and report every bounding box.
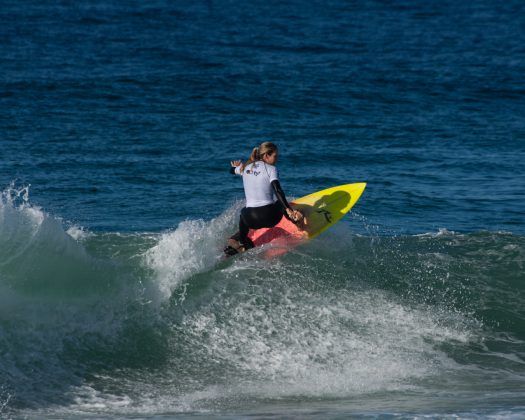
[177,281,470,401]
[415,228,459,238]
[66,225,92,241]
[144,203,241,300]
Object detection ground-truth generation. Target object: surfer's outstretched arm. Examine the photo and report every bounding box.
[271,180,303,223]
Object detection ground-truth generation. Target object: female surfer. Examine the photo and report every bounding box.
[224,142,303,256]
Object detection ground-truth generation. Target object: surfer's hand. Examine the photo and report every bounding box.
[231,160,241,167]
[287,209,304,223]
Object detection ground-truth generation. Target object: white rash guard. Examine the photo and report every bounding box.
[235,161,279,208]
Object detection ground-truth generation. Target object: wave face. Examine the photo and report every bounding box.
[1,188,524,417]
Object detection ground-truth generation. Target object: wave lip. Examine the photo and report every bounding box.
[1,184,112,299]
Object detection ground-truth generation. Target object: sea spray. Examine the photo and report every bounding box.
[143,203,241,301]
[168,244,474,402]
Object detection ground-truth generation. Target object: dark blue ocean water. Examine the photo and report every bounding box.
[1,0,525,418]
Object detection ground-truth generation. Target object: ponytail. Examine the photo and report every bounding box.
[250,147,260,162]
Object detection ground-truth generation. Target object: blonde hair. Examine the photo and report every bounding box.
[241,142,278,172]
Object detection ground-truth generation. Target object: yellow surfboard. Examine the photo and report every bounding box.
[249,183,366,248]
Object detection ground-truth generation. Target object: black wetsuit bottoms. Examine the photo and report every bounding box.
[235,202,284,248]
